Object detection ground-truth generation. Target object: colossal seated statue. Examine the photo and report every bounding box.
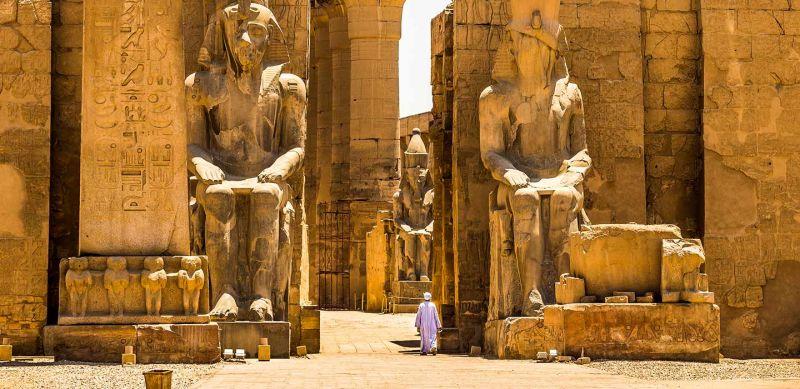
[185,0,306,322]
[481,0,591,318]
[392,129,434,282]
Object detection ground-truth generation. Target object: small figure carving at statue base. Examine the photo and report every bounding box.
[178,257,206,315]
[104,257,130,316]
[393,129,434,283]
[65,258,92,317]
[141,257,167,316]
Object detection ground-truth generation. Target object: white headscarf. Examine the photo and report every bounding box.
[423,292,432,301]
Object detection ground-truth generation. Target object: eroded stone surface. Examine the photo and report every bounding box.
[485,303,719,362]
[45,323,221,364]
[58,256,210,324]
[217,321,290,359]
[661,239,714,303]
[569,224,682,298]
[79,0,190,255]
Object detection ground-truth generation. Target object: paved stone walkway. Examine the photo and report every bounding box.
[193,311,800,388]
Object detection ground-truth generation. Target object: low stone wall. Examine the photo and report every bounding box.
[485,303,720,363]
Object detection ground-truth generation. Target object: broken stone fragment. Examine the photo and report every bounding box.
[555,274,586,304]
[612,291,635,303]
[605,295,628,303]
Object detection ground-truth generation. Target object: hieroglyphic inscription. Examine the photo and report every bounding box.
[80,0,189,255]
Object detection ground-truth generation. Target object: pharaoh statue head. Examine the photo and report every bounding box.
[403,129,429,191]
[493,0,568,96]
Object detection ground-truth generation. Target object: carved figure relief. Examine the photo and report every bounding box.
[65,258,93,317]
[104,257,131,316]
[141,257,168,315]
[481,0,591,318]
[392,129,434,282]
[185,0,306,322]
[661,239,715,303]
[178,256,206,315]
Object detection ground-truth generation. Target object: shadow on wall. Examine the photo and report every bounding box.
[723,260,800,357]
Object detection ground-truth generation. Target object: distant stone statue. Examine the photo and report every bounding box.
[141,257,167,316]
[104,257,130,316]
[185,0,306,322]
[393,129,434,282]
[178,257,206,315]
[65,258,92,317]
[480,0,591,317]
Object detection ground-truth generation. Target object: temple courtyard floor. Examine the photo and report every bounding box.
[1,311,799,388]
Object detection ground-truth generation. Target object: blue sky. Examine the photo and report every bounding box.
[399,0,451,118]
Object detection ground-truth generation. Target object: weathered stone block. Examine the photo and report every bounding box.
[485,304,719,362]
[483,307,565,360]
[559,303,719,362]
[217,321,290,359]
[570,224,682,298]
[555,275,585,304]
[45,323,220,363]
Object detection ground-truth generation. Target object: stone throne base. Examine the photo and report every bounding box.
[484,303,720,362]
[218,321,291,359]
[390,280,431,313]
[44,324,221,363]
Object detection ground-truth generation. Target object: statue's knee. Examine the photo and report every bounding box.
[204,185,235,220]
[512,188,541,215]
[252,183,282,209]
[552,187,582,211]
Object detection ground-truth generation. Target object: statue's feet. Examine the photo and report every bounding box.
[420,275,430,282]
[249,298,274,321]
[210,293,239,321]
[523,289,544,318]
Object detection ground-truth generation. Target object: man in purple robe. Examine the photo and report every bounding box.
[415,292,442,355]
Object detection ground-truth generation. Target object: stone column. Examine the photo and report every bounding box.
[309,6,333,306]
[328,3,351,204]
[343,0,404,307]
[430,6,455,327]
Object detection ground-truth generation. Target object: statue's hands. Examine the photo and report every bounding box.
[502,169,530,188]
[258,166,286,183]
[195,160,225,184]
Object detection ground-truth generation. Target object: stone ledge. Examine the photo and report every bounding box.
[44,323,221,363]
[58,314,211,325]
[485,303,720,362]
[218,321,291,359]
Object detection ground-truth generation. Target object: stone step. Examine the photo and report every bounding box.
[392,303,419,314]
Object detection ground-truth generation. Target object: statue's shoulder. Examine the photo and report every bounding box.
[480,81,514,103]
[279,73,307,100]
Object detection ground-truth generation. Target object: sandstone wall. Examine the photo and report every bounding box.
[397,111,431,139]
[702,0,800,358]
[642,0,703,237]
[560,0,647,224]
[0,0,51,354]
